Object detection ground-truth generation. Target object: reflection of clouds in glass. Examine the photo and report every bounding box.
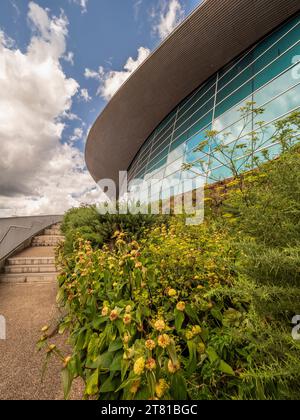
[291,56,300,80]
[167,144,185,164]
[259,82,300,123]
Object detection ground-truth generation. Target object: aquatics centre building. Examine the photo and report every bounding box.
[85,0,300,202]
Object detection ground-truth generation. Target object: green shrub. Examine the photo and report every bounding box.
[60,205,167,257]
[41,217,300,400]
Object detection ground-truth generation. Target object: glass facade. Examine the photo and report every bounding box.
[127,13,300,202]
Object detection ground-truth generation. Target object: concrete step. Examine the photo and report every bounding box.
[44,229,61,236]
[7,257,55,266]
[5,264,58,274]
[0,273,58,284]
[31,235,64,247]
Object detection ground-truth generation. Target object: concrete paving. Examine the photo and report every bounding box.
[0,282,83,400]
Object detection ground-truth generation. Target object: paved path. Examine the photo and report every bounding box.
[0,282,83,400]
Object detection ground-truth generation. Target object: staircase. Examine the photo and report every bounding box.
[0,223,64,284]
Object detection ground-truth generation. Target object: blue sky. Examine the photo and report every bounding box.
[0,0,202,216]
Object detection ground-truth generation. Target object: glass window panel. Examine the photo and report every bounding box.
[217,66,253,103]
[147,154,167,173]
[215,81,253,118]
[177,85,215,123]
[188,110,213,138]
[167,142,186,165]
[208,165,233,183]
[155,112,176,136]
[170,133,188,153]
[218,50,254,91]
[153,126,173,149]
[165,157,184,177]
[179,77,216,116]
[186,125,212,152]
[254,65,300,107]
[151,136,171,157]
[174,117,191,139]
[253,42,300,91]
[255,82,300,124]
[252,18,300,62]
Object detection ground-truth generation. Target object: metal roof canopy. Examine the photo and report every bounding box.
[85,0,300,188]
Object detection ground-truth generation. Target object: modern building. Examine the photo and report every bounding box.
[85,0,300,203]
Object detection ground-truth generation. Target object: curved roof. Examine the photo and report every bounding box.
[85,0,300,187]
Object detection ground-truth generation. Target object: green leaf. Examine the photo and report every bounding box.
[187,341,197,375]
[115,377,137,393]
[108,337,123,353]
[61,367,74,400]
[100,376,118,393]
[206,347,219,363]
[211,308,223,322]
[171,373,187,400]
[219,360,235,376]
[146,371,156,397]
[110,352,123,372]
[56,288,65,304]
[85,369,99,396]
[174,309,185,332]
[121,360,130,381]
[86,351,114,369]
[185,304,199,323]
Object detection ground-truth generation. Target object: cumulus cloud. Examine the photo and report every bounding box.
[0,2,101,216]
[85,46,150,101]
[152,0,185,40]
[70,0,89,14]
[79,88,92,102]
[70,127,84,143]
[63,51,74,65]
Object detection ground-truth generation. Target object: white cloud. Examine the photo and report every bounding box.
[63,51,74,65]
[85,47,151,101]
[70,0,89,14]
[84,66,103,80]
[70,127,84,143]
[80,88,92,102]
[134,0,143,21]
[0,2,101,216]
[152,0,185,41]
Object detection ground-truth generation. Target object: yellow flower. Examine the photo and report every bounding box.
[41,325,49,333]
[158,334,171,349]
[102,307,109,317]
[155,379,169,399]
[154,319,166,332]
[135,262,143,269]
[197,343,206,354]
[176,301,186,312]
[145,339,156,351]
[123,347,135,360]
[63,356,72,367]
[134,357,145,376]
[192,325,202,336]
[130,380,141,395]
[167,359,180,374]
[123,333,131,344]
[109,309,119,322]
[145,358,156,371]
[123,314,132,325]
[125,305,132,313]
[186,331,194,340]
[47,344,56,353]
[168,288,177,297]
